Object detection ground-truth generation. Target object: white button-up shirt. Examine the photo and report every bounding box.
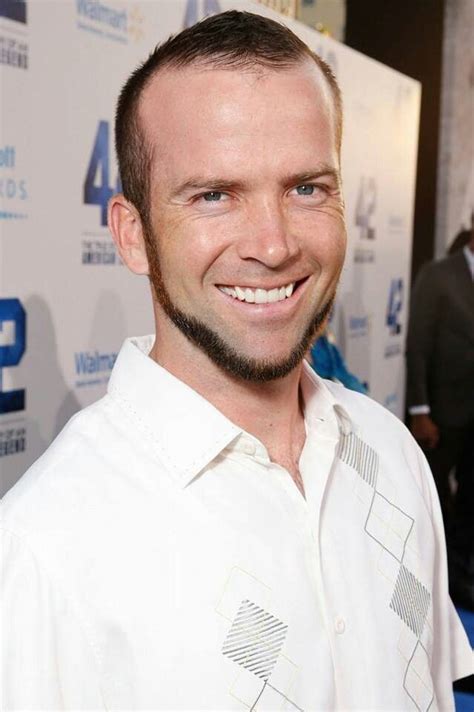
[463,244,474,279]
[1,336,472,711]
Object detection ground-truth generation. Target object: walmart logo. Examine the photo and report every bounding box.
[76,0,143,44]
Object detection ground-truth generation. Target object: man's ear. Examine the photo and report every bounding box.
[108,194,150,275]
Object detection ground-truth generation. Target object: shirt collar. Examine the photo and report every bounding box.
[107,336,241,487]
[463,245,474,279]
[107,336,355,487]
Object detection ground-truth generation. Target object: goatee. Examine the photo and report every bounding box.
[146,231,333,383]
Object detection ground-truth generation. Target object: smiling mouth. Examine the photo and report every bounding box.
[217,279,307,304]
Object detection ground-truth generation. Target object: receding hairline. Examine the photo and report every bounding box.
[136,54,342,154]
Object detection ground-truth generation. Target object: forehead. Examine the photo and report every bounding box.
[138,59,338,177]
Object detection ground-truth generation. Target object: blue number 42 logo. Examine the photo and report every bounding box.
[386,278,403,335]
[0,299,26,414]
[83,121,121,227]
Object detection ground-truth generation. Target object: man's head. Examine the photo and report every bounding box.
[109,11,346,382]
[115,10,342,228]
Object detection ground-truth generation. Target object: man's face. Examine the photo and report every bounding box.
[139,60,346,381]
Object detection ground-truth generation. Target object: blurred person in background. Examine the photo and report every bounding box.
[406,213,474,609]
[309,325,367,394]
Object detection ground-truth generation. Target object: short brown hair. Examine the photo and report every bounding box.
[115,10,342,224]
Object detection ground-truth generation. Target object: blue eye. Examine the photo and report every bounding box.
[203,191,223,201]
[296,185,315,195]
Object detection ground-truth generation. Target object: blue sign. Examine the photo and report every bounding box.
[84,120,121,226]
[0,298,26,414]
[355,177,376,240]
[183,0,221,29]
[0,0,27,23]
[386,278,403,336]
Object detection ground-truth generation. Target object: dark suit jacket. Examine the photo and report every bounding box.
[406,250,474,428]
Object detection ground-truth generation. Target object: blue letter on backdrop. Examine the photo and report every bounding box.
[83,121,121,227]
[386,278,403,336]
[0,298,26,414]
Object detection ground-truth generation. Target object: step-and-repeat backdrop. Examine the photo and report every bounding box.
[0,0,420,495]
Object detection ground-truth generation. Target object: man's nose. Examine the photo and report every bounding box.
[236,198,300,268]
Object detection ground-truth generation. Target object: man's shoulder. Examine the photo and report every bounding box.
[1,394,133,536]
[322,379,435,505]
[324,380,424,465]
[324,378,405,431]
[419,252,466,281]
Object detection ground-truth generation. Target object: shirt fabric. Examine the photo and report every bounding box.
[1,335,472,711]
[463,245,474,280]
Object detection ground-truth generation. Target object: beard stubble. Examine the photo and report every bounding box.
[145,226,334,383]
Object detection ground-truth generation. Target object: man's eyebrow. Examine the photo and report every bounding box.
[284,166,341,187]
[170,165,340,198]
[170,177,245,198]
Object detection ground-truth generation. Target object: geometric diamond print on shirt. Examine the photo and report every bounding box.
[222,599,288,682]
[365,492,414,562]
[338,432,378,487]
[390,565,431,638]
[403,641,434,712]
[337,433,434,710]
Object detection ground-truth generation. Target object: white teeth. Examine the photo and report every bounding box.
[219,282,296,304]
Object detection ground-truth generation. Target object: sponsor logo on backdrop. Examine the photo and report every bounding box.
[0,0,26,22]
[76,0,144,44]
[183,0,221,29]
[348,314,369,339]
[384,277,403,357]
[0,298,26,414]
[0,0,28,69]
[354,176,376,263]
[0,144,28,220]
[74,349,118,388]
[0,298,27,458]
[384,392,398,412]
[82,120,122,265]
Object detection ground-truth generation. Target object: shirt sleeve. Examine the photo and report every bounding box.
[412,446,474,701]
[1,527,105,711]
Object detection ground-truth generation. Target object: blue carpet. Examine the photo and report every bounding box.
[454,607,474,709]
[457,608,474,646]
[455,691,474,711]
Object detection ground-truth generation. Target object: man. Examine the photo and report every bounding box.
[1,11,472,710]
[407,220,474,608]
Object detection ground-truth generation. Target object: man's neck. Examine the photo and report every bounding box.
[150,333,307,494]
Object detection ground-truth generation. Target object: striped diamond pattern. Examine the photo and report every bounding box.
[337,431,433,711]
[338,432,378,487]
[222,599,288,681]
[390,565,431,638]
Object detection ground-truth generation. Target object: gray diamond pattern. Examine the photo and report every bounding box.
[222,599,288,681]
[338,431,433,711]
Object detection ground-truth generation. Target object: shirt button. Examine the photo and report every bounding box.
[242,442,256,456]
[334,616,346,634]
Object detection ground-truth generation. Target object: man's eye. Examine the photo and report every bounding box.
[202,191,224,202]
[295,184,315,196]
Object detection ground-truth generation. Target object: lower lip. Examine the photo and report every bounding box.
[216,278,310,319]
